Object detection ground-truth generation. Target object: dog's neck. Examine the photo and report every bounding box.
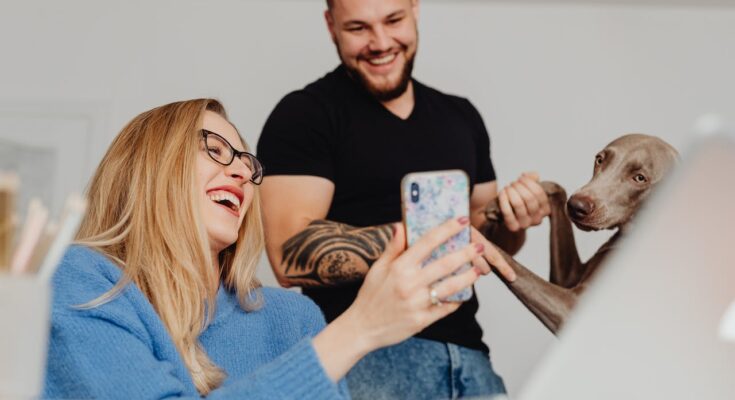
[599,229,624,255]
[617,220,635,236]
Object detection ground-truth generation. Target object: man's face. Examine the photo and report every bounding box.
[326,0,419,101]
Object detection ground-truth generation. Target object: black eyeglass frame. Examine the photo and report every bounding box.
[200,129,264,185]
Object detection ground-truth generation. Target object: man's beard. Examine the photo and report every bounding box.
[342,47,416,102]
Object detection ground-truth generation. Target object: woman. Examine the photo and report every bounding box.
[43,99,513,399]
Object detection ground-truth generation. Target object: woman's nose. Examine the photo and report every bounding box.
[224,156,253,183]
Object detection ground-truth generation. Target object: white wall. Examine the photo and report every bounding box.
[2,0,733,395]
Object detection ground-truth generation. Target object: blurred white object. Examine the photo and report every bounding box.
[719,301,735,342]
[693,113,733,139]
[0,275,50,398]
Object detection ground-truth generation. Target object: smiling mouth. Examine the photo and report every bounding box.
[207,190,241,215]
[362,52,398,67]
[365,53,397,66]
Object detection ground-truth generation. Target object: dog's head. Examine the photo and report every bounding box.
[567,134,678,232]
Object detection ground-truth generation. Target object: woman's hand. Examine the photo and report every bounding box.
[313,216,492,381]
[470,227,517,283]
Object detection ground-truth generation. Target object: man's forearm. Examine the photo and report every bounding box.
[280,220,393,287]
[477,218,526,256]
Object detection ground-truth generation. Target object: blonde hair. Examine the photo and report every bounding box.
[76,99,264,395]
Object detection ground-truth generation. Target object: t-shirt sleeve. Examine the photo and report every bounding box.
[463,99,496,184]
[257,91,336,181]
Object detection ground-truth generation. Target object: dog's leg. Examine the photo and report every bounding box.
[485,181,583,287]
[543,182,584,288]
[493,246,584,334]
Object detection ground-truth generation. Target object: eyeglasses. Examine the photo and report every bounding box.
[200,129,264,185]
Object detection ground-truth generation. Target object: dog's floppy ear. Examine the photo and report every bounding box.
[653,135,679,159]
[659,137,680,165]
[668,144,680,162]
[651,137,680,182]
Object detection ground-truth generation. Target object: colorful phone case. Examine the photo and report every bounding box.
[401,169,472,302]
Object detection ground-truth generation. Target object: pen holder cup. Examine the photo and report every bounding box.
[0,274,50,399]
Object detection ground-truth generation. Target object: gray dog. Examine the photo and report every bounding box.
[484,134,679,334]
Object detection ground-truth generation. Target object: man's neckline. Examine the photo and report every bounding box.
[336,64,419,121]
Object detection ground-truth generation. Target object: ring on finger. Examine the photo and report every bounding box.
[429,288,442,306]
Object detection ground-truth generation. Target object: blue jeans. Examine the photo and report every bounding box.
[346,337,507,400]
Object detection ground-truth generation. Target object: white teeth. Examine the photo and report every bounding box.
[207,191,240,211]
[368,53,396,65]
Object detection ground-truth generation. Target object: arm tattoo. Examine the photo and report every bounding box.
[281,220,393,287]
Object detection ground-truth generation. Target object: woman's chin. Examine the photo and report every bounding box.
[207,230,238,252]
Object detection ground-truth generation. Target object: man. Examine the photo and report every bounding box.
[257,0,550,398]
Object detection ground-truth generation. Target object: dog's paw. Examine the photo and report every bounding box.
[540,181,566,197]
[485,199,503,222]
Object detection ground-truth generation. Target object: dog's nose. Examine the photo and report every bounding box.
[567,195,595,219]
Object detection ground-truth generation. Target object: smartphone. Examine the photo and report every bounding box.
[400,169,472,302]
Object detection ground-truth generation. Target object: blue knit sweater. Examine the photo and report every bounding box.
[43,246,350,399]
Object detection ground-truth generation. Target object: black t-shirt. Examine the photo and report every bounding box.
[257,65,496,353]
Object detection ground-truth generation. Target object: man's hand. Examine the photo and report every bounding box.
[497,172,551,232]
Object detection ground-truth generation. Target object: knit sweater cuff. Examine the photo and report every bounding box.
[276,338,345,399]
[218,337,346,400]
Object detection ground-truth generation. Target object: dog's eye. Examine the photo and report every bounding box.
[595,155,603,166]
[633,174,647,183]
